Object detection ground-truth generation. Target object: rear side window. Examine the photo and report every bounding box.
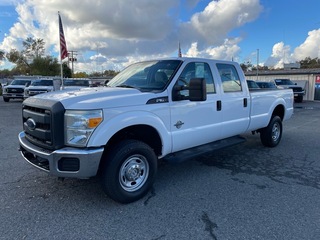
[217,63,242,92]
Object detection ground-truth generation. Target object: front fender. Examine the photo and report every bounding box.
[87,110,172,156]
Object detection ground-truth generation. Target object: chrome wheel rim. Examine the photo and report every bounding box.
[119,154,149,192]
[271,122,280,142]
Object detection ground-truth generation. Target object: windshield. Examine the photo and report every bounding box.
[107,60,182,92]
[63,80,90,87]
[31,80,53,86]
[11,80,31,85]
[275,79,294,85]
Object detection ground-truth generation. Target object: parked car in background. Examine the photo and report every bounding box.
[24,79,61,98]
[2,79,32,102]
[273,79,305,103]
[256,81,278,89]
[246,80,260,90]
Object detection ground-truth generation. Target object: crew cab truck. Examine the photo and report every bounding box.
[18,58,293,203]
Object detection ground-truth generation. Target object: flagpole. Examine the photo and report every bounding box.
[58,11,68,89]
[58,12,63,89]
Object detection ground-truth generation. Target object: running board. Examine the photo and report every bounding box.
[164,135,246,163]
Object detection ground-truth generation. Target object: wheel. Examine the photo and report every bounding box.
[3,97,9,102]
[260,116,282,147]
[101,139,157,204]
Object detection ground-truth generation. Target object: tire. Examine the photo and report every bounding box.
[260,116,282,147]
[3,97,9,102]
[296,96,303,103]
[101,139,157,204]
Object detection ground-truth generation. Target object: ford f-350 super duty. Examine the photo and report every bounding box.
[18,57,294,203]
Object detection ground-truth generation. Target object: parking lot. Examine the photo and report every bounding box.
[1,98,320,240]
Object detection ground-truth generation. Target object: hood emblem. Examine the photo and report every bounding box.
[26,118,36,131]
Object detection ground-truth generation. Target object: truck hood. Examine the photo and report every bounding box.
[32,87,163,109]
[27,86,53,90]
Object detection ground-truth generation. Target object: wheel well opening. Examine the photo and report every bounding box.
[272,105,285,120]
[105,124,162,156]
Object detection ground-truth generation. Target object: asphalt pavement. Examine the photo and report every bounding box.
[1,98,320,240]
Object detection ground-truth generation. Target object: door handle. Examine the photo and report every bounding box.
[243,98,248,107]
[217,100,222,111]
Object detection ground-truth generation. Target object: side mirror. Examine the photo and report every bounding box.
[189,78,207,101]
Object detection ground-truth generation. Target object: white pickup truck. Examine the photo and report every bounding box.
[18,57,293,203]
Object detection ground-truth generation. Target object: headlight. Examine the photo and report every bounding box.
[65,109,103,147]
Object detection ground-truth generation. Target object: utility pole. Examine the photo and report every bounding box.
[256,48,259,81]
[68,50,77,77]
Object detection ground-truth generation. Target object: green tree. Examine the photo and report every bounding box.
[5,37,71,76]
[23,37,45,60]
[299,57,320,68]
[104,69,119,77]
[63,62,72,78]
[6,48,31,74]
[31,56,59,76]
[240,61,253,72]
[73,72,88,78]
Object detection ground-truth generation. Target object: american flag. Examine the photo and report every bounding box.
[59,12,68,60]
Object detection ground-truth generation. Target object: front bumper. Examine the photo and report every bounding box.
[293,92,304,97]
[18,132,104,179]
[3,93,24,99]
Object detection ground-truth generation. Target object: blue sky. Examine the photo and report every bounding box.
[1,0,320,72]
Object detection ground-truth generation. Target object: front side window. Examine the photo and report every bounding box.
[217,63,242,92]
[174,62,215,100]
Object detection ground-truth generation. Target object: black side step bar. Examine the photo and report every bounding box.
[164,135,246,163]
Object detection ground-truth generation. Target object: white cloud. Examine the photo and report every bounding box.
[293,29,320,61]
[184,38,241,60]
[263,29,320,69]
[188,0,262,44]
[264,42,293,69]
[185,42,200,57]
[0,0,263,72]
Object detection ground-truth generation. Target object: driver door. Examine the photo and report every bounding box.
[170,61,222,152]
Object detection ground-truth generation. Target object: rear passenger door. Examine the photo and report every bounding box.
[170,61,222,152]
[215,63,250,138]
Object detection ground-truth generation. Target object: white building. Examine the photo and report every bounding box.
[245,69,320,101]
